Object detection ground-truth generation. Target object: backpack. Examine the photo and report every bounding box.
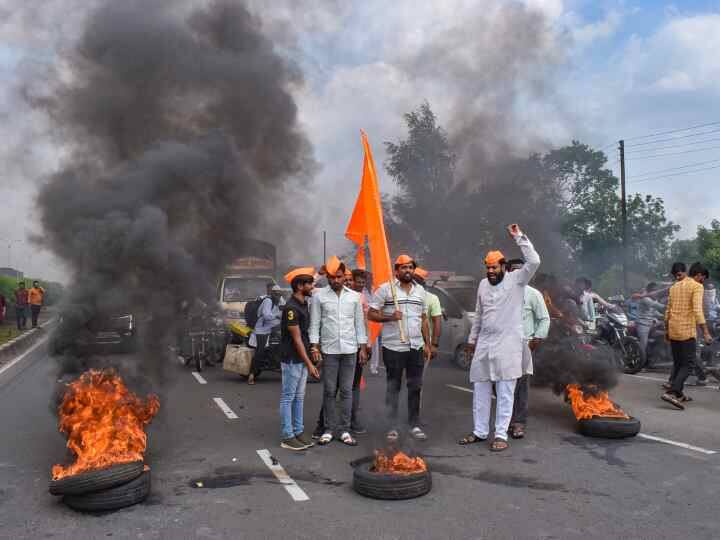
[244,296,268,329]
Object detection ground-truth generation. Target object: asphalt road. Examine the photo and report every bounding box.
[1,339,719,540]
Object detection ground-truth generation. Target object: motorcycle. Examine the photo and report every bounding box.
[179,302,225,372]
[593,302,642,373]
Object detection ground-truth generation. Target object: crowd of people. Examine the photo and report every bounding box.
[1,280,46,331]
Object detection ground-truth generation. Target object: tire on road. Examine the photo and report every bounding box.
[63,470,151,512]
[49,461,144,496]
[577,416,641,439]
[453,344,472,371]
[352,461,431,500]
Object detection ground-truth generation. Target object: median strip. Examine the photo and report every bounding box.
[213,397,238,419]
[256,449,310,502]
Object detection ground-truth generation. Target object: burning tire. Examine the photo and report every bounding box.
[352,460,432,500]
[577,416,641,439]
[63,470,151,512]
[49,461,144,496]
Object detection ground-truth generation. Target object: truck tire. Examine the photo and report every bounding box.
[577,416,641,439]
[352,460,431,500]
[63,470,150,512]
[49,461,144,496]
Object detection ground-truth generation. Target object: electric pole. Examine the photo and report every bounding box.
[619,140,628,296]
[322,230,327,263]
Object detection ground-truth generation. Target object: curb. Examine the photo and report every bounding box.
[0,318,57,366]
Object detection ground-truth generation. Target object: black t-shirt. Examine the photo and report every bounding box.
[280,295,310,363]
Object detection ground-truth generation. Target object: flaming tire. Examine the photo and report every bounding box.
[577,416,641,439]
[49,461,144,496]
[63,470,150,512]
[352,461,432,500]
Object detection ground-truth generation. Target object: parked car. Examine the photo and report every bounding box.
[50,311,137,355]
[426,284,476,370]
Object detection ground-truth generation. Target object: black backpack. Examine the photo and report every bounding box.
[244,296,268,329]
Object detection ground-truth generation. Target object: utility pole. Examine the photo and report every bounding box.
[619,140,628,296]
[322,231,327,264]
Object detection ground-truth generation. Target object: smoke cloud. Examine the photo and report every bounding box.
[27,0,315,374]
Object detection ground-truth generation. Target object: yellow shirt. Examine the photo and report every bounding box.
[665,278,705,341]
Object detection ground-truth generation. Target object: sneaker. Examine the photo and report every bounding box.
[351,423,367,434]
[280,437,308,451]
[295,432,314,448]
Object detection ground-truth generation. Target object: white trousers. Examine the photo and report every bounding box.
[473,380,517,441]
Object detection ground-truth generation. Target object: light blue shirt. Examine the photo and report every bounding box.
[523,286,550,340]
[254,297,281,335]
[309,286,368,354]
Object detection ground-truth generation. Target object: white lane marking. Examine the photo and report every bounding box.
[0,334,49,377]
[625,373,719,390]
[638,433,717,455]
[446,384,473,393]
[446,384,496,400]
[256,449,310,502]
[191,372,207,384]
[213,397,238,419]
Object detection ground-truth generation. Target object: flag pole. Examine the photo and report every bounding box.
[389,278,408,343]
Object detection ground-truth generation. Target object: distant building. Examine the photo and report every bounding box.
[0,267,23,280]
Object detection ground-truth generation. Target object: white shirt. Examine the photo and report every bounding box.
[370,280,427,352]
[468,235,541,382]
[309,286,367,354]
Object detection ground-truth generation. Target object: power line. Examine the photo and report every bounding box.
[627,134,720,152]
[624,121,720,142]
[625,127,720,148]
[627,164,720,185]
[628,158,720,180]
[624,144,720,160]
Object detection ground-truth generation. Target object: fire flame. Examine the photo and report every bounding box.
[373,449,427,475]
[52,369,160,480]
[566,384,628,420]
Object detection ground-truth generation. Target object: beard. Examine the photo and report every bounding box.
[487,271,504,285]
[398,271,414,283]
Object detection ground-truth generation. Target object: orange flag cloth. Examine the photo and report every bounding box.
[345,131,394,343]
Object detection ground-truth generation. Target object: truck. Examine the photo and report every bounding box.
[217,239,278,326]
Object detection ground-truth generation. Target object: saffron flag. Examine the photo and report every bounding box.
[345,131,393,343]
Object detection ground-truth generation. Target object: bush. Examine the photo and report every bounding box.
[0,275,65,322]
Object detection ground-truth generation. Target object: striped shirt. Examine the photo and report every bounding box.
[665,277,706,341]
[370,280,427,351]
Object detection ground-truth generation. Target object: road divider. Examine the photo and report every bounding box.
[213,397,238,419]
[191,372,207,384]
[256,449,309,502]
[0,334,50,380]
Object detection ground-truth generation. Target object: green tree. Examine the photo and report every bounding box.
[697,219,720,280]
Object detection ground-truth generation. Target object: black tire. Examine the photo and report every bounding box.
[49,461,144,496]
[453,344,472,371]
[352,461,431,500]
[622,337,644,374]
[63,470,150,512]
[577,416,641,439]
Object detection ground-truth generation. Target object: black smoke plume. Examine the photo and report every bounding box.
[30,0,314,376]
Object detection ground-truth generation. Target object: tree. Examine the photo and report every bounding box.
[697,219,720,280]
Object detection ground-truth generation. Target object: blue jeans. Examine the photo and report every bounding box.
[280,362,308,440]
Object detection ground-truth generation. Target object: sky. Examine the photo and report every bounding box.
[0,0,719,282]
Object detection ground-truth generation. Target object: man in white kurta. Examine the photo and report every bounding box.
[460,225,540,451]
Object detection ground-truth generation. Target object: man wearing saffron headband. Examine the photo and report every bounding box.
[458,224,541,452]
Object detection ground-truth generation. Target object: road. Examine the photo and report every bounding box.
[1,340,719,539]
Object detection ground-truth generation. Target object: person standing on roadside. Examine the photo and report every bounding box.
[458,225,540,452]
[368,255,432,442]
[14,282,29,331]
[28,280,45,329]
[310,257,367,447]
[248,284,283,385]
[661,262,713,409]
[279,267,319,451]
[413,268,442,353]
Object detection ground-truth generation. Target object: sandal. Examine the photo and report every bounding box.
[340,432,357,446]
[661,393,685,410]
[318,432,333,445]
[458,433,486,445]
[490,438,509,452]
[510,424,525,439]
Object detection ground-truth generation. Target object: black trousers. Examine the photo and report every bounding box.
[670,338,696,396]
[15,306,27,330]
[316,354,363,432]
[383,347,425,427]
[30,305,42,327]
[251,333,269,376]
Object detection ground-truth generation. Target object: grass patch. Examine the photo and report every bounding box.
[0,324,25,346]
